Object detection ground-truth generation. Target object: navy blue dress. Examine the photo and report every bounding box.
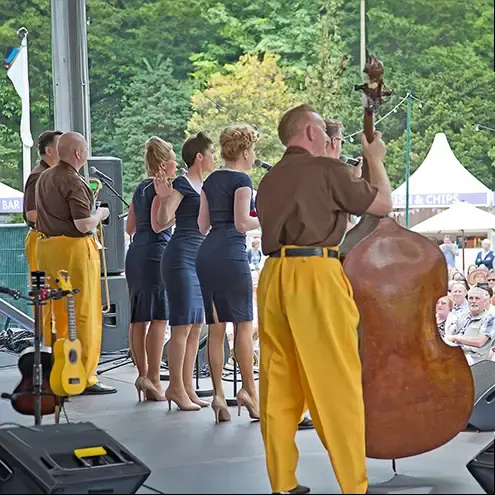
[161,176,206,326]
[196,169,254,324]
[125,179,172,323]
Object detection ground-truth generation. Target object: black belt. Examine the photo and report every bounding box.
[269,247,339,259]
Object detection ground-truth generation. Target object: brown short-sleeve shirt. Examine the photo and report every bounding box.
[255,146,378,255]
[23,160,50,228]
[35,161,94,237]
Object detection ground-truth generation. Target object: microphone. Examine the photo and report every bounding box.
[254,158,273,171]
[90,166,113,184]
[340,154,361,167]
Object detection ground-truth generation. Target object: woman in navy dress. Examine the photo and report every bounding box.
[125,137,177,402]
[196,124,260,423]
[155,132,215,411]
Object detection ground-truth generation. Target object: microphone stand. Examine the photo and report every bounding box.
[98,177,130,209]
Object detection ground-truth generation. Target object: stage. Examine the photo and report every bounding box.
[0,350,491,494]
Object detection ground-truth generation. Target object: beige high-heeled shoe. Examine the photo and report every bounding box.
[211,395,231,424]
[134,376,146,402]
[237,389,260,420]
[185,388,210,408]
[142,377,167,401]
[165,388,201,411]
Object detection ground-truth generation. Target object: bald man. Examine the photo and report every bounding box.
[255,104,392,494]
[35,132,116,395]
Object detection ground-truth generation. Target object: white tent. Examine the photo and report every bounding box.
[392,133,493,209]
[0,182,23,213]
[411,201,495,234]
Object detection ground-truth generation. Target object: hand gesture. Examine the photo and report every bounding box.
[360,131,386,163]
[154,170,173,200]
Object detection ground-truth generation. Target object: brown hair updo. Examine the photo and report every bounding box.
[219,124,258,162]
[144,136,174,176]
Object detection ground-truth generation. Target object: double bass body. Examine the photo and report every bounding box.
[343,217,475,459]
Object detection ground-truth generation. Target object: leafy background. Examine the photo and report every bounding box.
[0,0,493,200]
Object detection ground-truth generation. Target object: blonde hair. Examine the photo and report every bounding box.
[438,295,454,311]
[278,103,317,146]
[219,124,258,162]
[144,136,174,176]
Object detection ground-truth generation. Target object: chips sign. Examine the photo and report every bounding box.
[392,192,489,209]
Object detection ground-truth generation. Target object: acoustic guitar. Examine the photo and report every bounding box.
[49,270,86,396]
[6,345,58,416]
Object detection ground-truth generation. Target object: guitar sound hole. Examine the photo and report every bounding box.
[69,350,78,364]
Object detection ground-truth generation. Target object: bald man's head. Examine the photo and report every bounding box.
[57,132,88,169]
[278,104,329,155]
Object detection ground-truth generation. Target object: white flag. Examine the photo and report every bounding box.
[5,43,33,148]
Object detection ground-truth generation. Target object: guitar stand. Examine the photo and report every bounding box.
[0,271,75,426]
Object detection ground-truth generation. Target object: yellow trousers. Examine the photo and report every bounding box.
[37,235,102,388]
[25,229,42,319]
[25,228,39,275]
[257,247,368,494]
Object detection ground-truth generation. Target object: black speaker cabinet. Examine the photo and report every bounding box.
[469,360,495,431]
[0,422,150,494]
[467,440,494,494]
[88,156,126,275]
[101,274,129,353]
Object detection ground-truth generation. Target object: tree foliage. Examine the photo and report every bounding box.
[0,0,493,197]
[114,57,192,199]
[188,53,301,187]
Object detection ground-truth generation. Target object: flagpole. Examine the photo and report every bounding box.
[17,28,32,190]
[360,0,366,75]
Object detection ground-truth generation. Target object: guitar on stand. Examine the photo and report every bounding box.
[0,271,66,425]
[50,271,86,397]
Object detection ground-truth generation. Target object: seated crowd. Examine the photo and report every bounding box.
[436,266,495,364]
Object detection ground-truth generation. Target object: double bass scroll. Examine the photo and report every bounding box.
[340,54,392,259]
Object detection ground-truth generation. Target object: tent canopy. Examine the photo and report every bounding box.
[0,182,23,214]
[392,133,493,209]
[411,201,495,234]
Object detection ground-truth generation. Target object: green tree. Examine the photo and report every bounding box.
[303,0,351,120]
[187,52,301,187]
[114,57,192,199]
[0,0,52,189]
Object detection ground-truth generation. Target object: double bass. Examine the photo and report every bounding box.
[341,55,475,460]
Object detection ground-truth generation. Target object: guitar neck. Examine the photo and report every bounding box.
[68,296,76,342]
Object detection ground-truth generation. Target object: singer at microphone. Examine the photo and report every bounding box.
[254,158,273,171]
[90,166,114,184]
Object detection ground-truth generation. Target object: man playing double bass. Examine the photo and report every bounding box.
[255,104,393,494]
[35,132,116,395]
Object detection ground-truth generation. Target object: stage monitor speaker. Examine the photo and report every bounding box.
[0,422,150,494]
[88,156,125,275]
[466,440,494,494]
[469,360,495,431]
[101,274,129,353]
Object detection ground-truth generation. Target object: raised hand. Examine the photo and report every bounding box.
[154,170,173,200]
